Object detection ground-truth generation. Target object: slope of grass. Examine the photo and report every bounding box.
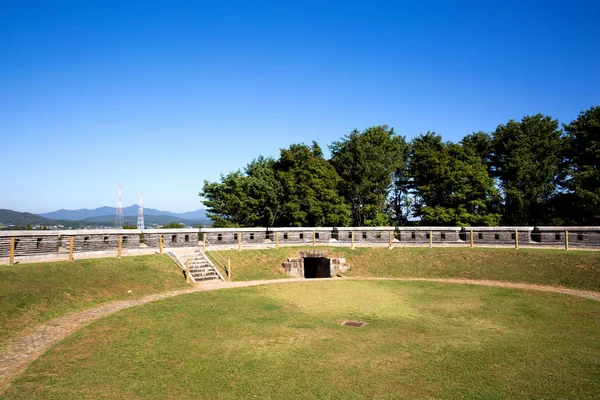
[0,255,187,350]
[221,246,600,290]
[4,280,599,399]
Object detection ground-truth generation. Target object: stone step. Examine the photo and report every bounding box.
[189,264,213,269]
[193,276,219,281]
[191,268,216,273]
[192,272,217,278]
[191,269,217,275]
[190,270,215,275]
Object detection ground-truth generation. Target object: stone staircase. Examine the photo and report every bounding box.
[186,252,221,282]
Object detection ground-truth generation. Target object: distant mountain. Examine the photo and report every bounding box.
[82,214,203,227]
[0,209,101,228]
[39,206,208,222]
[0,208,210,229]
[170,209,208,220]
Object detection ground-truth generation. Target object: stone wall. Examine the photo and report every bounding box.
[0,231,59,257]
[336,227,395,243]
[532,227,600,247]
[282,250,350,277]
[143,229,199,248]
[59,230,141,252]
[465,227,533,246]
[2,225,600,261]
[272,228,334,244]
[396,228,463,244]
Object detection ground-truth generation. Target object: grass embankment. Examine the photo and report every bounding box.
[4,280,599,399]
[0,255,187,350]
[222,246,600,290]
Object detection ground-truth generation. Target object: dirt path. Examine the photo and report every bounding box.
[1,277,598,393]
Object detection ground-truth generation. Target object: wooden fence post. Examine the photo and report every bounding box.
[159,235,163,254]
[118,236,122,258]
[470,230,474,248]
[228,259,231,281]
[429,230,433,248]
[275,232,279,249]
[312,230,316,247]
[69,236,74,261]
[515,229,519,249]
[389,230,393,249]
[565,230,569,251]
[351,231,355,249]
[237,232,241,251]
[9,237,15,266]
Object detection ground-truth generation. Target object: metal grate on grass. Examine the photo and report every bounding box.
[341,320,366,328]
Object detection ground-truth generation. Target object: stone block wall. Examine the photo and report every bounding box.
[142,229,199,248]
[282,250,350,277]
[0,233,59,257]
[60,232,140,252]
[397,229,462,244]
[466,228,532,245]
[532,227,600,247]
[336,228,395,243]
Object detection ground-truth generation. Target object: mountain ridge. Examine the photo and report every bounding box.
[0,208,210,228]
[39,206,207,221]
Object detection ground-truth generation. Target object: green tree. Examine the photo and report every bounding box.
[492,114,563,225]
[461,131,493,171]
[330,126,408,226]
[244,156,283,227]
[200,157,282,228]
[161,222,184,229]
[200,171,253,227]
[409,132,501,226]
[122,223,137,229]
[275,142,351,227]
[560,105,600,224]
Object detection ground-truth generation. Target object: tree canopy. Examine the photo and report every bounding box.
[330,125,408,226]
[492,114,563,225]
[200,105,598,227]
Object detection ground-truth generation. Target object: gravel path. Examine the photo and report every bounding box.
[1,277,598,393]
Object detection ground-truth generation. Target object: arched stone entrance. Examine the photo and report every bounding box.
[281,250,349,278]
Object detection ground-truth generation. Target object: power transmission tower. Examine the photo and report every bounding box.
[137,194,145,230]
[114,184,124,228]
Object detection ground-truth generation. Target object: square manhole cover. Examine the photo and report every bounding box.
[341,320,366,328]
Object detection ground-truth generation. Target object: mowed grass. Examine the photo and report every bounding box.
[4,280,600,399]
[0,255,187,350]
[222,246,600,290]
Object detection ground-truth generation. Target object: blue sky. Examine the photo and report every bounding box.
[1,0,599,213]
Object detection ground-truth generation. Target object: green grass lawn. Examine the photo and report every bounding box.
[221,246,600,290]
[0,255,187,350]
[4,280,599,399]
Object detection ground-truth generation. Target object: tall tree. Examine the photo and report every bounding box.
[560,106,600,224]
[409,132,501,226]
[461,131,493,172]
[330,126,408,226]
[200,157,282,227]
[200,171,254,227]
[275,142,351,227]
[492,114,563,225]
[244,156,283,227]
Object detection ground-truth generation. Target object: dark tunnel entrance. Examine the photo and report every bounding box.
[303,257,331,278]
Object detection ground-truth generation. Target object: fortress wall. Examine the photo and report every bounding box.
[2,226,600,262]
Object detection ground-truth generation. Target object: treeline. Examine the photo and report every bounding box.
[200,106,600,227]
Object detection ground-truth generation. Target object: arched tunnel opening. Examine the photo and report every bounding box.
[303,257,331,278]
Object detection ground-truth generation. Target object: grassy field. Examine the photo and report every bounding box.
[0,255,187,350]
[220,246,600,290]
[4,280,599,399]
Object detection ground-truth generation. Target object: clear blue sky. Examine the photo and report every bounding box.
[2,0,599,213]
